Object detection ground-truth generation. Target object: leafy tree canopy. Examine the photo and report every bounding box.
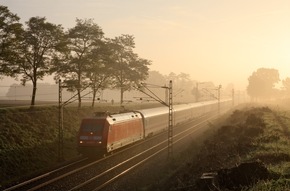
[53,18,104,107]
[0,5,23,78]
[247,68,280,99]
[1,15,65,106]
[109,34,151,103]
[282,77,290,92]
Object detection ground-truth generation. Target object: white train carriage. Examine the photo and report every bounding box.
[200,100,220,114]
[220,98,233,111]
[137,99,232,138]
[136,106,169,137]
[173,102,208,125]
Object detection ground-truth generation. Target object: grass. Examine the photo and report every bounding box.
[245,109,290,191]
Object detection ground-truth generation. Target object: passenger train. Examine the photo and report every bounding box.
[77,99,232,156]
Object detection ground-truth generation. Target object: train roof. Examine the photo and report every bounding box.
[83,111,143,124]
[173,101,213,110]
[108,112,142,124]
[137,99,232,116]
[136,106,169,117]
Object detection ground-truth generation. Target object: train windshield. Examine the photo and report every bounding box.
[81,119,103,134]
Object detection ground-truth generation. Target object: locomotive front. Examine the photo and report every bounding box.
[77,114,109,156]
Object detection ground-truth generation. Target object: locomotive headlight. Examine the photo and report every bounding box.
[98,141,102,144]
[79,141,83,144]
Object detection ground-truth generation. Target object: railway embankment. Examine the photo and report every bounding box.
[0,106,89,188]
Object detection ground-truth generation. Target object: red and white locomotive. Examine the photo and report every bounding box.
[77,99,232,156]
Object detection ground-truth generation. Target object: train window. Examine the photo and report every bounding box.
[81,122,103,134]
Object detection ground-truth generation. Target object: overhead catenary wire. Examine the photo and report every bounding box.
[135,83,168,106]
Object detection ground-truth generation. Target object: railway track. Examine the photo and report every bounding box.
[71,113,219,191]
[4,112,222,191]
[3,157,90,191]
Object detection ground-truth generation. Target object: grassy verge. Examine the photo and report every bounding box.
[153,105,290,191]
[0,106,89,187]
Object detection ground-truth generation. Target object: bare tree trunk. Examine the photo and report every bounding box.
[91,75,97,107]
[92,87,96,107]
[30,79,37,108]
[77,89,81,108]
[77,74,82,108]
[120,86,124,105]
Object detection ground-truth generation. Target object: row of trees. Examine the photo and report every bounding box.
[0,5,151,107]
[247,68,290,100]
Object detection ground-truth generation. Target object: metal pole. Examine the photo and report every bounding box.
[218,85,221,115]
[168,80,173,158]
[232,89,235,107]
[165,84,168,105]
[58,79,64,161]
[196,83,199,102]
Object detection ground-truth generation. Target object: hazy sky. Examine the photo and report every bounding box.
[1,0,290,90]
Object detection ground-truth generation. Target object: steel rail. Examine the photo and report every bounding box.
[3,157,87,191]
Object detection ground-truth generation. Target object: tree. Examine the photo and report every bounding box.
[176,72,193,91]
[282,77,290,96]
[176,73,194,102]
[247,68,280,100]
[53,18,104,108]
[87,39,114,107]
[109,34,151,104]
[2,16,65,107]
[0,5,23,78]
[146,70,166,86]
[165,72,178,83]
